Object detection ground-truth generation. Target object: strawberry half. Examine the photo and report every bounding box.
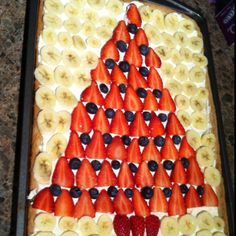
[130,111,149,137]
[130,215,145,236]
[127,138,142,164]
[111,64,128,86]
[179,136,196,159]
[170,160,187,184]
[52,157,74,188]
[101,39,119,62]
[147,67,163,91]
[185,186,202,208]
[95,189,114,213]
[124,86,143,111]
[161,136,179,160]
[113,215,131,236]
[149,187,168,213]
[134,28,149,46]
[159,88,176,112]
[112,20,130,43]
[135,161,154,188]
[187,157,204,186]
[166,112,185,135]
[154,164,171,187]
[143,90,159,111]
[124,40,142,67]
[128,64,147,90]
[133,189,150,217]
[74,190,95,219]
[117,161,135,188]
[149,112,165,137]
[145,48,161,68]
[127,3,142,27]
[32,187,54,213]
[202,184,219,206]
[145,215,161,236]
[142,139,162,163]
[110,109,129,136]
[92,107,110,134]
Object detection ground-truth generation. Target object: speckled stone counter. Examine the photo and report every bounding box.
[0,0,234,235]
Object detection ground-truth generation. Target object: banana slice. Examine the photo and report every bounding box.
[106,0,123,16]
[64,17,81,34]
[197,87,209,100]
[78,216,98,236]
[97,215,113,236]
[80,22,96,37]
[35,64,54,86]
[87,0,106,10]
[190,96,205,112]
[196,146,215,168]
[178,214,197,235]
[74,68,91,87]
[174,31,188,47]
[143,23,161,45]
[150,9,165,30]
[44,0,63,14]
[188,36,204,52]
[214,216,225,231]
[197,211,214,230]
[179,47,193,63]
[160,62,175,79]
[192,53,208,67]
[196,229,212,236]
[99,16,117,28]
[177,110,191,128]
[56,111,71,133]
[41,46,61,65]
[86,36,101,48]
[33,152,53,184]
[160,217,179,236]
[43,13,62,29]
[96,26,113,40]
[64,3,81,17]
[186,129,202,150]
[54,66,74,87]
[201,133,216,148]
[155,46,171,60]
[191,111,208,130]
[60,231,79,236]
[175,94,190,110]
[62,49,80,68]
[58,32,73,48]
[213,232,226,236]
[72,35,87,51]
[165,79,182,96]
[35,232,55,236]
[189,66,206,83]
[59,217,78,232]
[70,0,86,8]
[46,133,67,159]
[179,18,195,34]
[139,5,153,22]
[34,212,56,231]
[37,110,58,134]
[204,166,221,187]
[174,64,189,81]
[82,9,99,23]
[162,32,175,49]
[42,28,57,45]
[164,12,180,33]
[80,51,99,70]
[170,49,183,65]
[55,86,77,109]
[183,81,197,96]
[35,86,56,110]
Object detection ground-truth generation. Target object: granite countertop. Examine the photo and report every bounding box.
[0,0,234,235]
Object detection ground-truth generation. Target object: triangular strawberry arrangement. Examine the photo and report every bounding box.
[32,3,218,221]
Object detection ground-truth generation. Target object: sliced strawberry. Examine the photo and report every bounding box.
[185,186,202,208]
[130,215,145,236]
[70,102,92,133]
[149,187,168,213]
[65,131,85,159]
[55,189,74,217]
[179,136,196,159]
[110,109,129,136]
[91,58,111,84]
[143,90,159,111]
[154,164,171,187]
[52,157,74,188]
[76,159,97,189]
[168,184,186,216]
[202,184,219,206]
[170,160,187,184]
[85,131,106,159]
[147,67,163,91]
[113,189,133,215]
[101,39,119,62]
[133,189,150,217]
[142,139,162,163]
[104,83,124,109]
[146,215,161,236]
[92,107,110,134]
[160,136,179,160]
[135,161,154,188]
[81,80,104,106]
[166,112,185,135]
[117,161,135,188]
[134,28,148,46]
[159,88,176,112]
[124,86,143,111]
[124,40,142,67]
[127,3,142,27]
[145,48,161,68]
[127,138,142,164]
[128,64,147,90]
[32,188,54,213]
[95,189,114,213]
[111,64,128,86]
[149,112,165,137]
[130,111,149,137]
[73,190,95,219]
[187,157,204,186]
[112,20,130,43]
[107,136,128,161]
[113,215,131,236]
[97,160,117,187]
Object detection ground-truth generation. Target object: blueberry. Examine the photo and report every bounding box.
[139,44,149,56]
[70,187,81,198]
[141,187,154,199]
[136,88,147,98]
[116,40,127,52]
[158,113,168,122]
[148,160,158,172]
[127,23,138,34]
[91,160,102,171]
[119,61,130,72]
[163,160,174,170]
[172,135,181,145]
[124,188,134,198]
[163,188,172,198]
[89,188,99,199]
[153,89,162,99]
[124,111,134,122]
[143,111,152,121]
[105,108,115,119]
[181,157,190,169]
[180,184,189,194]
[154,136,165,147]
[139,67,149,77]
[99,83,109,94]
[111,160,121,170]
[105,58,115,69]
[80,133,91,145]
[86,102,98,114]
[122,135,131,146]
[197,186,204,196]
[103,133,113,144]
[108,186,118,197]
[50,184,62,196]
[118,84,127,93]
[129,163,138,173]
[69,158,81,170]
[138,136,149,146]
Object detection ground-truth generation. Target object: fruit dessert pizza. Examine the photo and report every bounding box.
[28,0,229,235]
